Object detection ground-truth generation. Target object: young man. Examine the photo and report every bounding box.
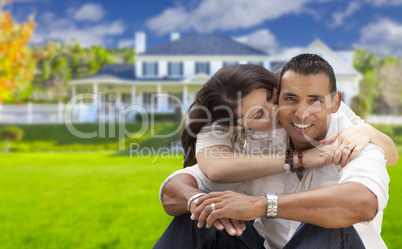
[154,54,390,249]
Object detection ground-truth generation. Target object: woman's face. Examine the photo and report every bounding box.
[237,88,279,131]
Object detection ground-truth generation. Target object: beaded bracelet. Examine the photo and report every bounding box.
[285,149,295,173]
[297,150,305,171]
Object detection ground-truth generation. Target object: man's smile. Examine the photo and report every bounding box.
[291,122,313,131]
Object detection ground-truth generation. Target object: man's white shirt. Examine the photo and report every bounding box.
[159,103,390,249]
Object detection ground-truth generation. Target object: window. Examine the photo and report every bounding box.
[143,92,157,106]
[223,61,238,67]
[249,61,263,66]
[143,62,158,76]
[168,62,183,76]
[196,62,210,75]
[168,92,183,108]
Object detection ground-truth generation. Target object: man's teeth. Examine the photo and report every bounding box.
[293,123,312,129]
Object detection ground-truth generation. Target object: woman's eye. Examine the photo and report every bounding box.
[311,98,321,102]
[285,97,295,101]
[252,111,263,119]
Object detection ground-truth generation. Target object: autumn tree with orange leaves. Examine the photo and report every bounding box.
[0,0,36,102]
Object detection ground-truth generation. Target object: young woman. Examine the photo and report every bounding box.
[181,64,397,184]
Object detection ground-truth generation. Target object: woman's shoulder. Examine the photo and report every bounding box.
[199,123,233,135]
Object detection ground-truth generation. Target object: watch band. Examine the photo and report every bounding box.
[265,193,278,219]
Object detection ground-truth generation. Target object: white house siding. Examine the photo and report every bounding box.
[334,51,354,67]
[158,61,168,78]
[337,80,359,106]
[135,62,143,78]
[184,61,195,78]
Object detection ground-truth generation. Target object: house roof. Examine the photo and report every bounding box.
[72,64,135,83]
[305,39,362,79]
[139,34,269,56]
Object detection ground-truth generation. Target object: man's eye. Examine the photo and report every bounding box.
[285,97,295,101]
[311,98,321,102]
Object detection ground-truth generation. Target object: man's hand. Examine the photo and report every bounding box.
[191,191,266,229]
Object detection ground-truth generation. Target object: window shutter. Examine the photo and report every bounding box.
[180,62,183,76]
[143,93,147,105]
[155,62,158,76]
[207,62,210,75]
[168,62,171,76]
[142,62,146,76]
[195,62,199,74]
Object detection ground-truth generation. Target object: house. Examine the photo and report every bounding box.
[69,33,361,122]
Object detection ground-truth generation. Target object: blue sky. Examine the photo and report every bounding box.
[8,0,402,58]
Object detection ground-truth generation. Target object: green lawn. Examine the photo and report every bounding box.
[0,152,182,249]
[0,152,401,249]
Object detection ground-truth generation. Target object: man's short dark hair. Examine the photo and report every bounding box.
[279,53,337,95]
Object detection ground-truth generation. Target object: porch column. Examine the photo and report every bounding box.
[116,93,123,105]
[93,83,98,103]
[183,85,188,112]
[27,102,32,124]
[157,84,162,112]
[131,85,137,105]
[72,85,76,97]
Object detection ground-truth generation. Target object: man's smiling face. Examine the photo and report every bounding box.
[278,70,341,150]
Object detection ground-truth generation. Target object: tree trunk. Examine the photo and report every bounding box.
[3,139,10,153]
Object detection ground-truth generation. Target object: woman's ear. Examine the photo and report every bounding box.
[331,92,342,113]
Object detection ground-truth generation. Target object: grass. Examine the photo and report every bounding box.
[0,152,183,249]
[381,162,402,248]
[0,152,401,249]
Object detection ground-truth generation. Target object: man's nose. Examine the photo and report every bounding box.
[295,102,310,120]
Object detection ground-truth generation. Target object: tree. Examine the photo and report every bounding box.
[32,40,115,102]
[0,0,36,102]
[354,48,402,115]
[0,126,23,152]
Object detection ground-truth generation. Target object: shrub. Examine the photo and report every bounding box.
[0,126,24,140]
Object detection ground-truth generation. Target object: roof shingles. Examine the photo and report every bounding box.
[139,34,268,56]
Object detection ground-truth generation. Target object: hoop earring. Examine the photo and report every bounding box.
[231,130,248,152]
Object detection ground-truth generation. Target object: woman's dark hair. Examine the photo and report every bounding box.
[182,64,278,167]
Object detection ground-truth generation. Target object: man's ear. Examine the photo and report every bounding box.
[331,92,341,113]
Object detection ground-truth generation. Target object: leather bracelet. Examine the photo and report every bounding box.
[264,193,278,219]
[187,193,206,212]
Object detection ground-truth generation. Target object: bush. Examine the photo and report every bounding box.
[351,95,369,119]
[0,126,24,140]
[135,113,177,122]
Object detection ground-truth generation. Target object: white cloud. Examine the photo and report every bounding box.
[366,0,402,6]
[358,18,402,56]
[118,39,135,48]
[32,11,125,47]
[328,1,361,28]
[233,29,278,53]
[146,0,313,35]
[271,47,305,61]
[73,3,105,22]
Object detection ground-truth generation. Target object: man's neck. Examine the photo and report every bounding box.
[290,137,324,152]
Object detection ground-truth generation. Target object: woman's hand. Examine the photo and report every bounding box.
[320,123,372,167]
[190,192,246,236]
[191,191,266,230]
[301,143,337,168]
